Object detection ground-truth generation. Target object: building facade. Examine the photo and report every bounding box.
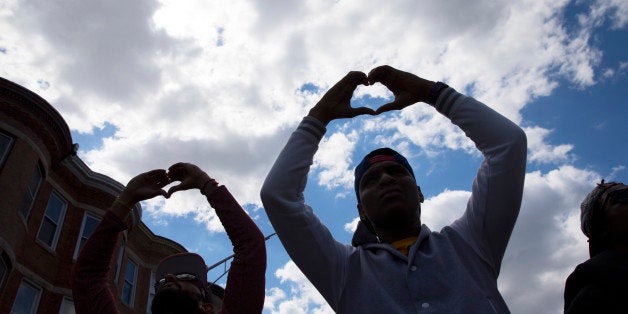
[0,77,190,313]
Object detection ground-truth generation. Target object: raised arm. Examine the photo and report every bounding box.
[369,65,527,275]
[72,170,170,314]
[167,163,266,313]
[261,72,374,308]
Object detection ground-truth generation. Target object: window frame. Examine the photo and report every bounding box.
[0,130,14,169]
[58,297,75,314]
[121,258,138,307]
[114,239,125,283]
[147,272,156,314]
[18,163,43,220]
[0,251,7,289]
[36,190,68,251]
[73,213,101,260]
[10,279,43,314]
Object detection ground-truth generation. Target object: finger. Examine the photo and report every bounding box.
[367,65,393,84]
[350,107,376,117]
[146,169,167,181]
[152,173,171,188]
[167,164,189,181]
[168,162,188,172]
[335,71,366,89]
[374,101,405,114]
[166,184,185,198]
[337,72,368,100]
[345,71,368,86]
[157,189,168,199]
[146,169,167,176]
[167,163,182,175]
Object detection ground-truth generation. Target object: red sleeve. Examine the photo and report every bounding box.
[72,210,126,314]
[208,186,266,314]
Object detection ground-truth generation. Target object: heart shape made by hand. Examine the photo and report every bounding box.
[310,65,435,124]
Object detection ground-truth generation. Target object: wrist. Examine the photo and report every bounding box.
[117,191,136,208]
[307,108,331,126]
[110,197,134,222]
[425,81,447,104]
[200,178,220,196]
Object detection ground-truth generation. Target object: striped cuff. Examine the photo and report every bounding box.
[432,87,462,117]
[297,116,326,141]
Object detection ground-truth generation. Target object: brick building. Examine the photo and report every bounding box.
[0,77,194,313]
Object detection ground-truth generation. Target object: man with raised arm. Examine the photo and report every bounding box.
[73,162,266,314]
[261,66,527,313]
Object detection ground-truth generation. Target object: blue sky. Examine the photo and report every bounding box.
[1,0,627,313]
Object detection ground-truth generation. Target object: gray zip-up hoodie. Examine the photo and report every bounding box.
[261,87,527,313]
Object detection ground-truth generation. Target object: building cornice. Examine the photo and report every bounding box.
[0,77,184,253]
[0,77,72,166]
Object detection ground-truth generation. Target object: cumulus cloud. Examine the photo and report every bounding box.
[265,261,333,314]
[525,126,575,164]
[499,166,600,313]
[585,0,628,29]
[1,0,612,202]
[421,189,472,230]
[343,217,360,233]
[608,165,626,180]
[313,129,359,190]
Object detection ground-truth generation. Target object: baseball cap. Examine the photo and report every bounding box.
[580,181,628,238]
[155,253,208,298]
[354,148,416,203]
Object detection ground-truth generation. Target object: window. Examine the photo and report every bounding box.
[0,252,7,289]
[10,279,42,314]
[58,297,75,314]
[147,272,156,313]
[18,163,43,219]
[121,258,138,307]
[0,131,13,168]
[37,191,68,251]
[73,213,101,259]
[114,240,125,283]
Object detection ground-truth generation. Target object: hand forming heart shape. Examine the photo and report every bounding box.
[309,65,435,125]
[119,163,213,206]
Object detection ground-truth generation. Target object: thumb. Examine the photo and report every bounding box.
[350,107,376,117]
[166,184,185,198]
[157,189,168,199]
[374,101,404,114]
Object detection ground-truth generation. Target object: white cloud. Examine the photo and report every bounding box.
[525,126,575,164]
[608,165,626,180]
[265,261,333,314]
[588,0,628,29]
[499,165,601,313]
[421,189,472,231]
[1,0,610,204]
[343,217,360,233]
[601,68,615,79]
[264,287,287,313]
[313,129,359,190]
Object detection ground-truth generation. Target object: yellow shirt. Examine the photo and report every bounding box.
[391,236,418,256]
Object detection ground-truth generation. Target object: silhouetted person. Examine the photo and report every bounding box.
[72,163,266,313]
[261,66,527,313]
[564,180,628,313]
